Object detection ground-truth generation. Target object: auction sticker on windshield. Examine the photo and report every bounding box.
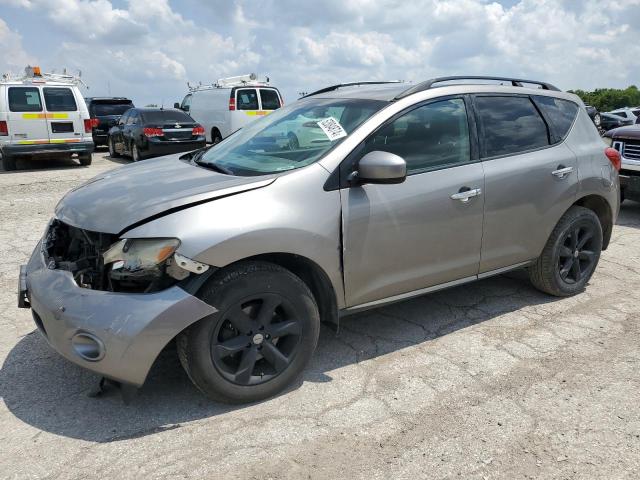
[317,117,347,141]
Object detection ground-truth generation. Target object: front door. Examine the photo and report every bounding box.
[5,86,50,145]
[342,97,485,307]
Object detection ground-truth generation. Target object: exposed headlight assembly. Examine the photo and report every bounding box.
[103,238,180,273]
[603,136,613,147]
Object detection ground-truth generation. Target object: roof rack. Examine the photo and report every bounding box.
[395,76,561,99]
[187,73,270,93]
[2,66,88,88]
[301,81,404,98]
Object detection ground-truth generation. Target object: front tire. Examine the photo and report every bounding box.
[131,142,141,162]
[78,152,92,166]
[177,261,320,404]
[528,206,602,296]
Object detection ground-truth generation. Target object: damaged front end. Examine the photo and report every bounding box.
[43,219,208,293]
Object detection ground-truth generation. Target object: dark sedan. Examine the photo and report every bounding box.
[600,112,635,132]
[86,97,134,147]
[108,108,206,161]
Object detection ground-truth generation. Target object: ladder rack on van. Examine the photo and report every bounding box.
[187,73,270,93]
[1,66,88,88]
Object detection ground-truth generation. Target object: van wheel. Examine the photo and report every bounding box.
[528,206,602,296]
[78,152,92,166]
[177,261,320,404]
[211,129,222,144]
[108,137,120,158]
[287,132,299,150]
[1,154,17,171]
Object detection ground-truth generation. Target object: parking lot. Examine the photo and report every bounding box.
[0,151,638,479]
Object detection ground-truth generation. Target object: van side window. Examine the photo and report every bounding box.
[43,87,77,112]
[361,98,471,175]
[531,96,579,141]
[181,94,192,112]
[475,96,549,158]
[259,89,281,110]
[236,89,259,110]
[8,87,42,112]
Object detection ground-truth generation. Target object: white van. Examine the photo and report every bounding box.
[176,74,284,144]
[0,66,94,171]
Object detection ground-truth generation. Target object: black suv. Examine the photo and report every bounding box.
[85,97,134,147]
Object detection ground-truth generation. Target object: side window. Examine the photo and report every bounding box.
[475,96,549,158]
[118,111,129,125]
[43,87,77,112]
[8,87,43,112]
[126,112,138,125]
[532,96,579,140]
[361,98,471,174]
[259,89,281,110]
[236,89,258,110]
[181,94,192,112]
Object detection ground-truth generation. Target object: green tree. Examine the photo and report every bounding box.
[569,86,640,112]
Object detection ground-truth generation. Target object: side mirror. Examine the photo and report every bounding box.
[355,151,407,185]
[173,102,181,109]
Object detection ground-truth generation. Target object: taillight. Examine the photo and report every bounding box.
[229,96,236,111]
[143,127,164,137]
[192,125,205,136]
[605,147,621,171]
[0,121,7,136]
[84,119,94,133]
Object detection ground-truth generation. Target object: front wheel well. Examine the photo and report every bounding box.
[573,194,613,250]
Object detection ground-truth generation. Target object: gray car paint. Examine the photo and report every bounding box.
[22,82,619,387]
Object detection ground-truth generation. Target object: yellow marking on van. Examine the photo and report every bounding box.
[17,139,81,145]
[17,139,50,145]
[50,139,80,143]
[21,113,69,119]
[245,111,270,116]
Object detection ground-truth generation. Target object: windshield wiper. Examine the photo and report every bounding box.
[193,155,234,175]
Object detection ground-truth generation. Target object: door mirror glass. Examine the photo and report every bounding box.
[357,151,407,184]
[173,102,180,109]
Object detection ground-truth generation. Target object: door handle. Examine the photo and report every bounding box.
[551,165,573,178]
[451,187,482,203]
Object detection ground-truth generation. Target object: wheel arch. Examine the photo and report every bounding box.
[572,194,614,250]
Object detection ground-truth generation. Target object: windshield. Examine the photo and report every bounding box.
[197,98,387,176]
[93,103,133,116]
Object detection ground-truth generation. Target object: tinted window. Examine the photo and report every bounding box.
[475,96,549,158]
[141,110,194,124]
[361,98,471,174]
[43,88,77,111]
[532,96,579,140]
[181,94,192,112]
[118,111,130,125]
[237,89,258,110]
[126,111,138,125]
[260,89,281,110]
[92,103,133,116]
[8,87,42,112]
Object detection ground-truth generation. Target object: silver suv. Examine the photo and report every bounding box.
[19,76,620,403]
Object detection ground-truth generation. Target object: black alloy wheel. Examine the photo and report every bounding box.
[557,223,597,284]
[211,293,302,386]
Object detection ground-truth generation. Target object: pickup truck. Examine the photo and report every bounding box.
[604,125,640,202]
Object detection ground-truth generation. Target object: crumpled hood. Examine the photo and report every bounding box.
[55,154,276,234]
[607,125,640,141]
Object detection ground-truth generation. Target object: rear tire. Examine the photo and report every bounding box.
[108,136,120,158]
[78,152,92,166]
[1,154,17,171]
[131,142,141,162]
[528,206,602,296]
[211,128,222,144]
[177,261,320,404]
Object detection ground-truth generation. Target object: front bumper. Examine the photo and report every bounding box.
[19,242,216,386]
[1,140,94,158]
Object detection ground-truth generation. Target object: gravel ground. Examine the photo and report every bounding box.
[0,151,639,479]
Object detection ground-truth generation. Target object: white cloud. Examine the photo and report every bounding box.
[0,17,36,74]
[1,0,640,105]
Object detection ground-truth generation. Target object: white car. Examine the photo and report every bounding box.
[607,107,640,124]
[0,66,94,171]
[175,74,284,144]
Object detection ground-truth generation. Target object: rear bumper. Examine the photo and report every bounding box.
[92,132,109,145]
[146,139,206,157]
[19,241,217,386]
[1,141,94,157]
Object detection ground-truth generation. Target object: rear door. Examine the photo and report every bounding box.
[42,87,82,146]
[474,94,578,273]
[232,88,260,132]
[258,88,282,112]
[6,86,50,145]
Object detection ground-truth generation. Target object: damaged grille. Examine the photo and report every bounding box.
[43,220,181,293]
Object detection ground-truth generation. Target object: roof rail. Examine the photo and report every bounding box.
[301,81,404,98]
[395,76,561,99]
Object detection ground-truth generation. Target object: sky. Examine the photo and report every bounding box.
[1,0,639,107]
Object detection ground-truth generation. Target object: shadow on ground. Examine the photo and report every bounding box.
[1,271,557,443]
[0,149,128,174]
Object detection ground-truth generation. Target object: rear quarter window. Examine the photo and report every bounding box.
[43,88,77,112]
[8,87,42,112]
[259,89,281,110]
[475,96,549,158]
[532,96,579,140]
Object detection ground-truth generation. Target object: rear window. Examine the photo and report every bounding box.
[532,96,579,140]
[475,96,549,158]
[92,102,133,116]
[8,87,42,112]
[43,88,77,112]
[259,89,281,110]
[237,89,259,110]
[141,110,194,124]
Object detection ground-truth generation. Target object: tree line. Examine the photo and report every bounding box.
[569,86,640,113]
